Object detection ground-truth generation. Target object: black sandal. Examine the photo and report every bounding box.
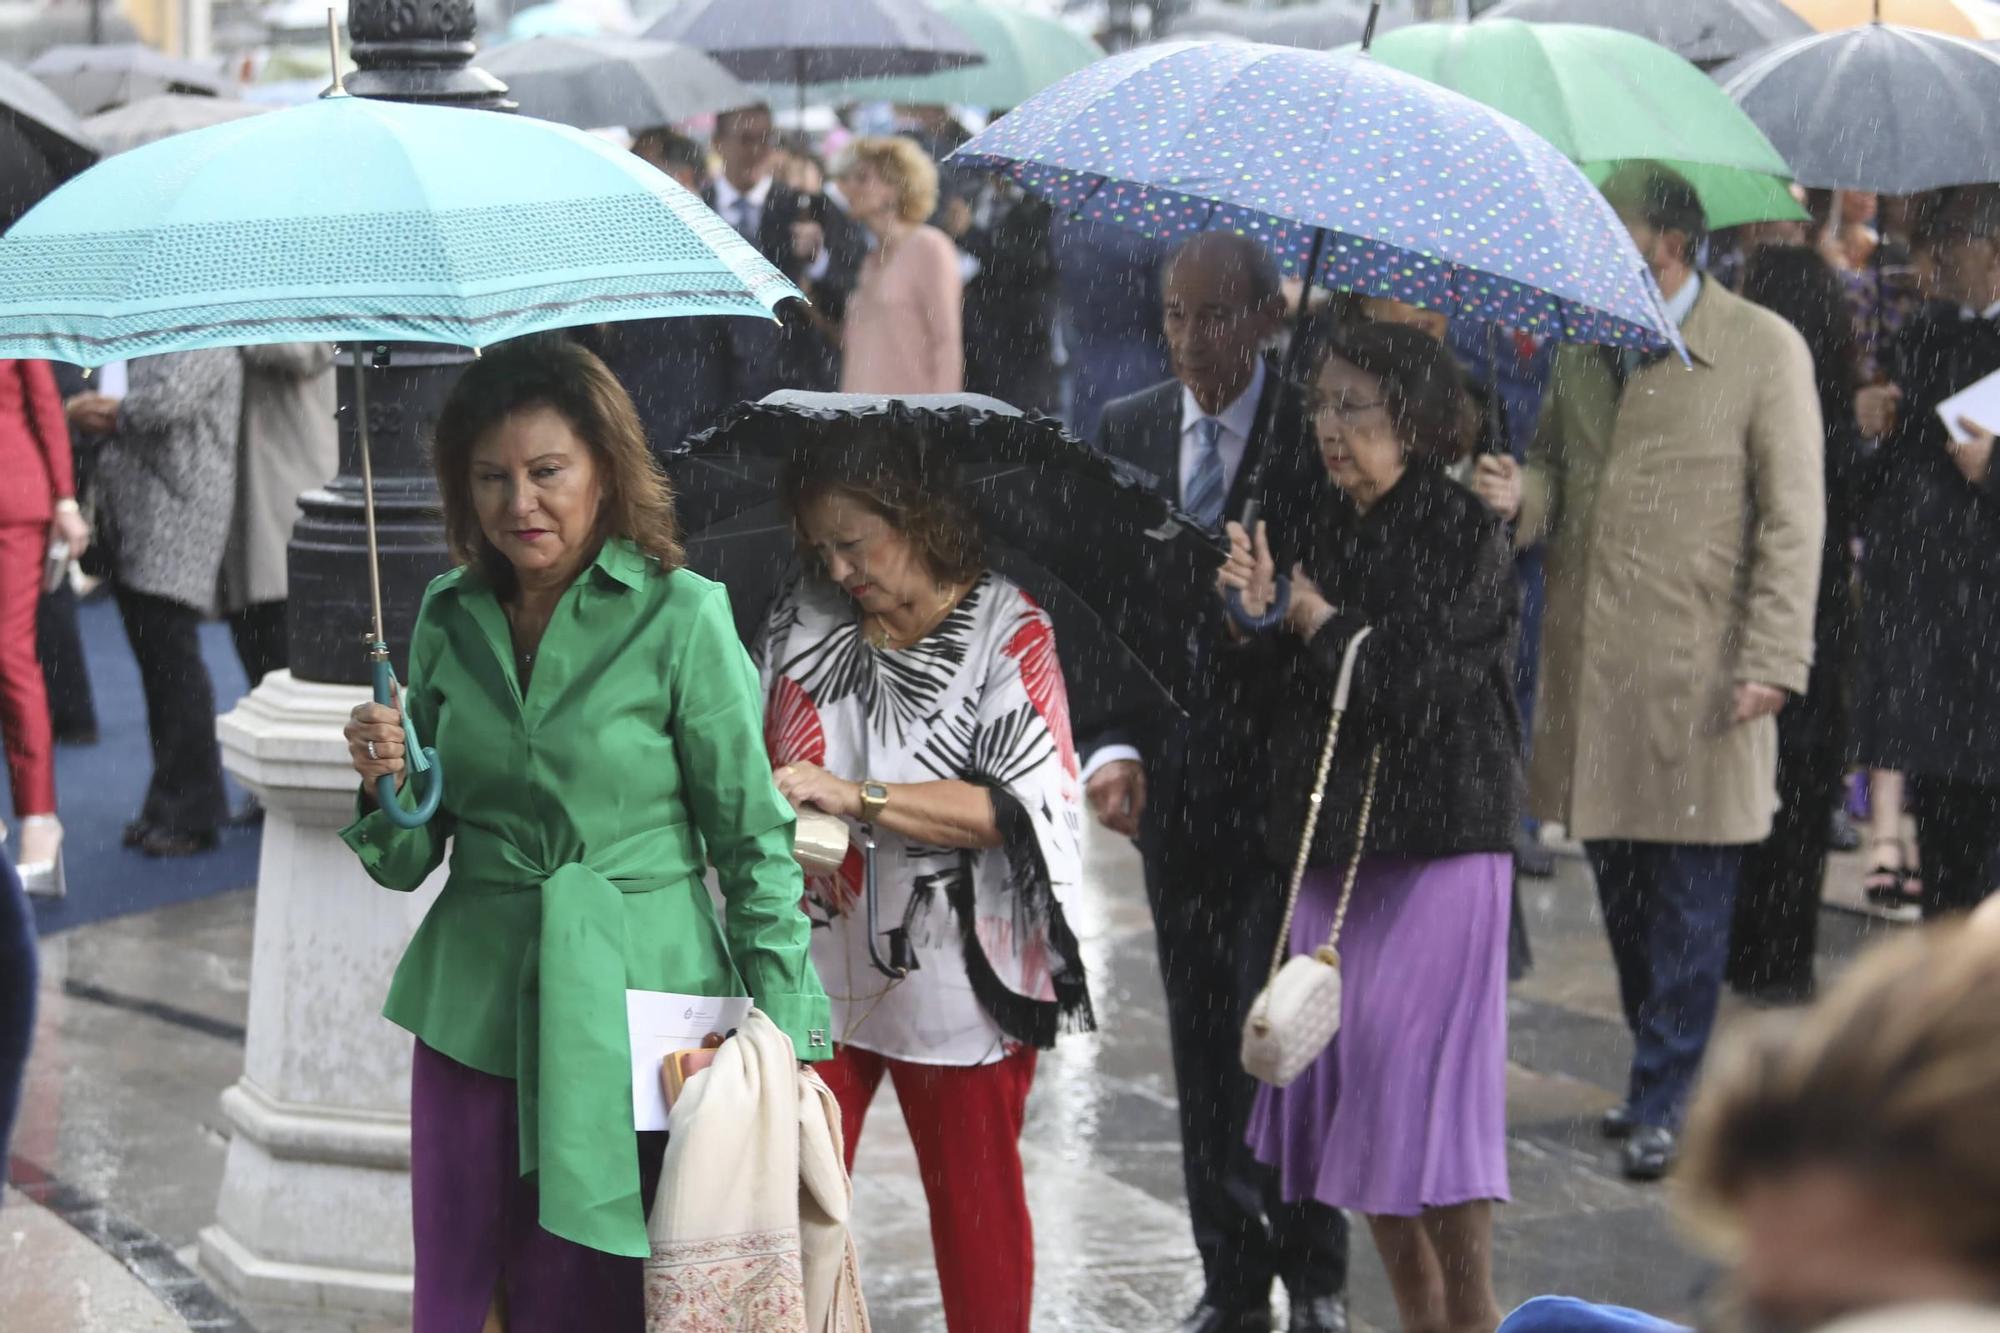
[1862,840,1920,908]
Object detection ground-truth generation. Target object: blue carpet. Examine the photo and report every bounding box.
[27,596,260,937]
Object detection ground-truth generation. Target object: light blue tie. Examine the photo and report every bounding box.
[1184,416,1227,529]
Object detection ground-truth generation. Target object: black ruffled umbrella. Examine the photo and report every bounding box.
[669,391,1227,718]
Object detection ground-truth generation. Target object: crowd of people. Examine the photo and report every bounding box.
[3,92,1999,1333]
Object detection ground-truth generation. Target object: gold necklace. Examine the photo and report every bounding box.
[865,583,961,651]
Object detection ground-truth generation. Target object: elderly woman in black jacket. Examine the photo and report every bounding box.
[1221,319,1520,1333]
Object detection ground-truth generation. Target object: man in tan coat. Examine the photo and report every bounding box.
[1477,167,1824,1181]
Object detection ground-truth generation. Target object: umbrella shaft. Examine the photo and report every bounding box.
[352,346,388,648]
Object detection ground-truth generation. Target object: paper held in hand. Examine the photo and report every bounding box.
[627,990,751,1131]
[1938,367,2000,444]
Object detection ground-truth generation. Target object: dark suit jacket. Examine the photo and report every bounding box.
[703,181,864,401]
[1081,364,1325,868]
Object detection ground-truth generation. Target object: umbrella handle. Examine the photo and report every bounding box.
[862,830,911,980]
[371,648,443,828]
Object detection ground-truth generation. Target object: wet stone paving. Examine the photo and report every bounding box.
[8,823,1894,1332]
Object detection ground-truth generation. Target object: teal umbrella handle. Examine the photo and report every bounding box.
[371,647,442,828]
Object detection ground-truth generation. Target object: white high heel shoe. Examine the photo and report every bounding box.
[18,814,65,900]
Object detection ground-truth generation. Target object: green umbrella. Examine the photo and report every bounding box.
[1361,19,1807,229]
[820,1,1103,110]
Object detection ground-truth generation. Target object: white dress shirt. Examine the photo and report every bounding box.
[710,173,832,282]
[1081,360,1270,786]
[1177,358,1266,510]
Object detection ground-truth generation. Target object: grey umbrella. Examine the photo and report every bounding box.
[83,93,268,155]
[1722,24,2000,192]
[0,10,141,63]
[480,35,753,129]
[1479,0,1810,67]
[1164,1,1398,49]
[28,43,231,114]
[0,58,94,229]
[641,0,982,85]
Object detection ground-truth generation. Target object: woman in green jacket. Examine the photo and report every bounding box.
[341,337,829,1332]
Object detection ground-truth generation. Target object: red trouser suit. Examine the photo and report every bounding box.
[0,361,75,818]
[818,1043,1038,1333]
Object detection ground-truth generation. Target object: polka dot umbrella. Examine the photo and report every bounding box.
[949,35,1679,352]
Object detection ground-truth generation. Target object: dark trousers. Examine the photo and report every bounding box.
[227,599,288,690]
[411,1041,667,1332]
[0,859,34,1165]
[1908,776,2000,918]
[1585,840,1744,1130]
[113,584,227,836]
[1141,832,1348,1309]
[1729,699,1846,1001]
[35,581,96,741]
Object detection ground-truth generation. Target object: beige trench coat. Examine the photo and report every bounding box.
[222,342,336,611]
[1518,280,1824,846]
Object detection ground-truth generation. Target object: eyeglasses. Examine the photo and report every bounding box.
[1307,393,1388,422]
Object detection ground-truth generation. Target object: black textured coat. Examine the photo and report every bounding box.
[1259,463,1523,868]
[1852,305,2000,782]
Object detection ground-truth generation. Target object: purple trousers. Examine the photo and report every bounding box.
[411,1040,666,1333]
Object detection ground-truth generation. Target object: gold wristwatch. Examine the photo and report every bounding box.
[859,780,889,824]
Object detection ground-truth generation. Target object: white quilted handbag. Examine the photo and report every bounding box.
[1241,627,1383,1088]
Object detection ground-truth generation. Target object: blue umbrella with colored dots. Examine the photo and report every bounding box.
[949,28,1679,353]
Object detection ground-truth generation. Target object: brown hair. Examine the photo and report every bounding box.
[1679,924,2000,1274]
[779,425,983,585]
[1302,315,1469,466]
[838,136,940,225]
[431,335,683,592]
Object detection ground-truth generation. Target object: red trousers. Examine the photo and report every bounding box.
[819,1043,1038,1333]
[0,524,53,817]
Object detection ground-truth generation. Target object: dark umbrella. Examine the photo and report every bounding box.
[1479,0,1810,68]
[1720,22,2000,192]
[669,392,1227,716]
[28,43,231,114]
[478,35,754,130]
[642,0,983,85]
[0,59,94,230]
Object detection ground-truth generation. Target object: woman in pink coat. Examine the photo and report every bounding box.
[836,136,964,396]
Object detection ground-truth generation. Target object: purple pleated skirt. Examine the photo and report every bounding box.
[1247,853,1512,1218]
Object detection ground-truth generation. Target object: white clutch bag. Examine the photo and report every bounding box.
[1242,627,1383,1088]
[793,808,851,876]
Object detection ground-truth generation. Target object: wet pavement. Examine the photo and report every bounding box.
[8,823,1898,1332]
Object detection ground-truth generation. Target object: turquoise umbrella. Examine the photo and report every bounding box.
[0,88,800,824]
[820,1,1104,110]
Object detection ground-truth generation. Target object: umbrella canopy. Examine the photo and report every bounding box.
[817,1,1104,111]
[1364,21,1806,229]
[82,93,268,155]
[1722,23,2000,191]
[505,3,607,41]
[1779,0,2000,37]
[1164,1,1395,47]
[951,40,1677,351]
[0,10,141,63]
[671,392,1227,713]
[27,43,232,114]
[642,0,984,84]
[0,91,801,366]
[0,57,94,230]
[1478,0,1811,67]
[479,36,752,129]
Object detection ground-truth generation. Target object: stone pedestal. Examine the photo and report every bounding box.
[199,672,444,1314]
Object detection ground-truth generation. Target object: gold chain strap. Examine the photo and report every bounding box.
[1261,629,1383,988]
